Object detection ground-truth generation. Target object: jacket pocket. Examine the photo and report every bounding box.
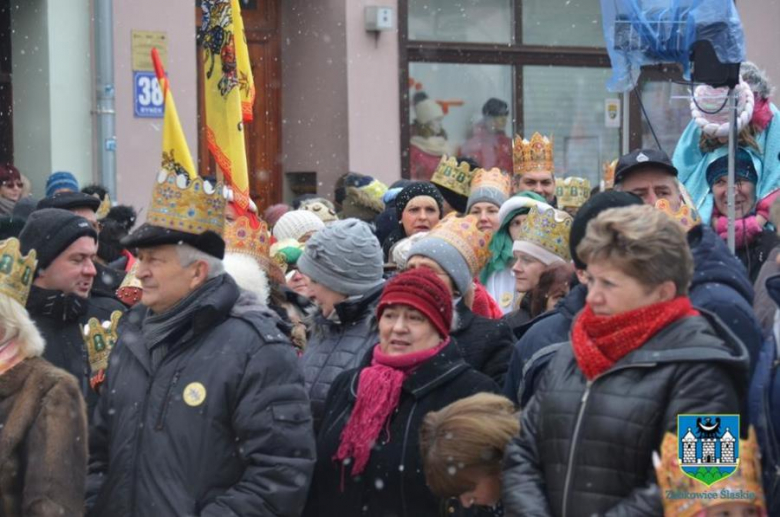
[271,401,312,424]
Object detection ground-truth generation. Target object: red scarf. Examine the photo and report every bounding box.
[334,339,449,477]
[571,297,699,380]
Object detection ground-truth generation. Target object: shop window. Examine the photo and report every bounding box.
[639,78,691,156]
[522,0,604,47]
[523,66,619,183]
[408,0,513,44]
[408,62,514,179]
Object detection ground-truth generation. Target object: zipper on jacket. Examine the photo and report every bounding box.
[155,369,183,430]
[399,401,417,517]
[561,380,592,517]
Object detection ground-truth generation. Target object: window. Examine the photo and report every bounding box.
[400,0,613,182]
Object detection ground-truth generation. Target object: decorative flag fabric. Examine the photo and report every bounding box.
[199,0,254,212]
[151,48,197,180]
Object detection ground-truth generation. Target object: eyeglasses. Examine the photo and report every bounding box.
[1,181,22,189]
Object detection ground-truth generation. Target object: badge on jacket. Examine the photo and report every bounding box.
[183,382,207,407]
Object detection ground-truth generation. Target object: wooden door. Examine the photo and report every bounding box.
[196,0,282,213]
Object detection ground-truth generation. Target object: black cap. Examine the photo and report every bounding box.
[569,191,644,269]
[37,191,101,212]
[19,208,98,272]
[614,149,678,186]
[121,224,225,259]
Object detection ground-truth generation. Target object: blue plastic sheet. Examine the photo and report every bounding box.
[600,0,746,92]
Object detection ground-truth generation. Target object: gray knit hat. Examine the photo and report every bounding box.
[466,168,510,213]
[297,218,384,296]
[407,237,471,297]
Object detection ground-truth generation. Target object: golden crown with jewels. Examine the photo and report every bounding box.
[225,215,270,262]
[428,213,493,276]
[431,155,476,197]
[83,310,123,392]
[0,238,37,307]
[655,199,702,232]
[518,205,573,261]
[471,167,511,198]
[654,428,765,517]
[556,177,591,209]
[513,132,554,176]
[147,170,226,237]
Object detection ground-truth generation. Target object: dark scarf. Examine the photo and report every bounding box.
[26,285,89,323]
[335,339,449,478]
[0,196,15,216]
[571,296,698,380]
[141,275,225,370]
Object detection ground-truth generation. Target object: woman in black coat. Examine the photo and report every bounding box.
[502,205,749,517]
[304,268,498,517]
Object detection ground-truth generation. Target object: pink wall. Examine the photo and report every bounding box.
[738,1,780,90]
[345,0,401,187]
[281,0,350,204]
[112,0,197,220]
[281,0,401,203]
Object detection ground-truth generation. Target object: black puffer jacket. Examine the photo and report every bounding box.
[85,276,316,517]
[301,283,383,429]
[25,286,126,418]
[304,341,499,517]
[502,311,749,517]
[451,301,513,386]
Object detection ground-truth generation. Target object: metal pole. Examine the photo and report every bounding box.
[727,87,737,253]
[94,0,116,196]
[622,91,630,155]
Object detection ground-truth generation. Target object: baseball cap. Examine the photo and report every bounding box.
[614,149,678,185]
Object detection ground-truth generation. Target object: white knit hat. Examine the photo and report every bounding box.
[272,210,325,242]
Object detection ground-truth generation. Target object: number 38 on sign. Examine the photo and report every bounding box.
[134,71,164,118]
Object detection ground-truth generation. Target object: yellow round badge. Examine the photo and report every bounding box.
[500,292,513,308]
[183,382,207,407]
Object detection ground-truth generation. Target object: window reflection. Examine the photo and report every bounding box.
[409,62,513,180]
[522,66,619,185]
[522,0,604,47]
[408,0,513,44]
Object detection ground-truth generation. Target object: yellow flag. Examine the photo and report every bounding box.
[199,0,254,212]
[151,48,197,180]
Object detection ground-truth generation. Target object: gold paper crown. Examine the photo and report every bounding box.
[428,214,492,275]
[147,170,226,236]
[517,205,573,261]
[556,177,592,209]
[225,215,270,262]
[471,168,511,198]
[513,132,554,176]
[83,311,123,392]
[603,159,617,190]
[656,199,702,232]
[116,262,142,307]
[431,155,475,198]
[96,194,111,220]
[0,238,37,307]
[654,428,765,517]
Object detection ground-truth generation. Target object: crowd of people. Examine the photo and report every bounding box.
[1,62,779,517]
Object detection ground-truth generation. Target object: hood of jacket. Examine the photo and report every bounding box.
[688,225,754,304]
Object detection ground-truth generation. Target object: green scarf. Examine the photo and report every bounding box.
[480,192,547,284]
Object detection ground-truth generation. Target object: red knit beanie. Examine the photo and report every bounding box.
[377,268,453,338]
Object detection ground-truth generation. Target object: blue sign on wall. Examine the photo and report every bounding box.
[133,71,164,118]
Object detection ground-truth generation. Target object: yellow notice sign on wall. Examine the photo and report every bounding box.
[132,31,168,72]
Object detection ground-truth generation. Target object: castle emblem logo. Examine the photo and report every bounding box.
[677,414,740,487]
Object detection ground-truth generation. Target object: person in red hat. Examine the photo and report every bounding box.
[304,267,499,517]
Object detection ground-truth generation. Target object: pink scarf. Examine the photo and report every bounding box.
[334,339,450,477]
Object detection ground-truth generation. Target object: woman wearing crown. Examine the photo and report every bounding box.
[0,238,89,516]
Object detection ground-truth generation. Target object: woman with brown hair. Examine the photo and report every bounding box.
[502,205,749,516]
[420,393,519,515]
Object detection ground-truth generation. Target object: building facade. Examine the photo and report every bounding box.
[2,0,778,214]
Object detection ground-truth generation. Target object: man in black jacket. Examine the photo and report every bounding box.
[19,208,126,416]
[85,174,315,517]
